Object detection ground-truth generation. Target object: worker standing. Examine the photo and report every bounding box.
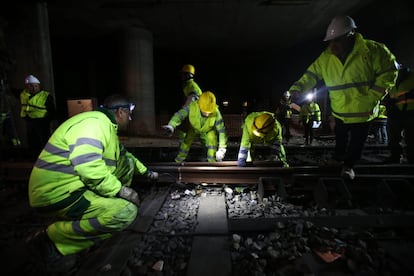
[162,91,227,163]
[0,79,21,147]
[299,93,321,145]
[26,94,159,274]
[385,65,414,163]
[287,15,397,180]
[369,104,388,144]
[275,91,293,144]
[180,64,202,107]
[237,111,289,168]
[20,74,56,158]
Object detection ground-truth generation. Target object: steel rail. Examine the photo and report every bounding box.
[147,163,414,185]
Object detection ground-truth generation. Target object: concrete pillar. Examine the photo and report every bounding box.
[120,26,155,136]
[5,2,55,148]
[9,2,55,96]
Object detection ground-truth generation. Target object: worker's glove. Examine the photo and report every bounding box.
[215,147,226,162]
[146,170,159,181]
[162,125,174,137]
[237,158,247,167]
[118,186,140,206]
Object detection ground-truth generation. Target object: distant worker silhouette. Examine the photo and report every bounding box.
[180,64,202,107]
[299,93,321,146]
[385,65,414,163]
[20,74,56,158]
[275,91,293,144]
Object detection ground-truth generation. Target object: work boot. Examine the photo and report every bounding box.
[341,167,355,180]
[25,229,78,274]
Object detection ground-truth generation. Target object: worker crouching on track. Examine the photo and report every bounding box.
[26,94,159,274]
[237,111,289,168]
[162,91,228,163]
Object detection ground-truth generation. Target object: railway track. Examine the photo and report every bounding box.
[2,161,414,275]
[79,162,414,275]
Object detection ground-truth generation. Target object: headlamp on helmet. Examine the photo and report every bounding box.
[101,103,136,120]
[306,93,314,101]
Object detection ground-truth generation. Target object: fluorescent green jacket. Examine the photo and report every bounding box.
[29,109,148,209]
[20,90,50,118]
[289,33,397,123]
[377,105,387,119]
[300,102,321,123]
[238,111,287,166]
[168,100,227,148]
[182,78,202,98]
[20,89,30,117]
[389,70,414,112]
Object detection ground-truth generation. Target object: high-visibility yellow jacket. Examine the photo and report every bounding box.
[182,78,202,98]
[289,33,397,124]
[238,111,287,166]
[378,105,387,119]
[168,100,227,148]
[276,98,293,119]
[20,90,50,118]
[28,109,148,209]
[20,89,31,117]
[300,102,321,123]
[389,70,414,112]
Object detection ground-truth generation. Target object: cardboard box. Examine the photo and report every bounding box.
[67,98,97,117]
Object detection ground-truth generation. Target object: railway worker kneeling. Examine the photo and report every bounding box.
[237,111,289,168]
[26,94,159,273]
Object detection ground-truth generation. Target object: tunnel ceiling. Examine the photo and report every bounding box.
[43,0,382,51]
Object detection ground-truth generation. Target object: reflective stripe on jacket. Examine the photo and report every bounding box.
[389,71,414,112]
[300,102,321,123]
[238,111,287,164]
[20,89,31,117]
[28,110,148,208]
[168,100,227,148]
[21,90,50,118]
[289,33,397,123]
[182,79,202,98]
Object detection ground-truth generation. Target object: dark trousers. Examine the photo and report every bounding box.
[280,118,291,141]
[334,118,370,168]
[26,118,51,158]
[388,115,414,163]
[302,119,313,144]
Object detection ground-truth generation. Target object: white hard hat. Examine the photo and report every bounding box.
[323,15,357,41]
[283,91,291,98]
[25,75,40,84]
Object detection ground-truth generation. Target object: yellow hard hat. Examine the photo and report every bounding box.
[181,64,195,75]
[252,113,275,137]
[198,91,217,113]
